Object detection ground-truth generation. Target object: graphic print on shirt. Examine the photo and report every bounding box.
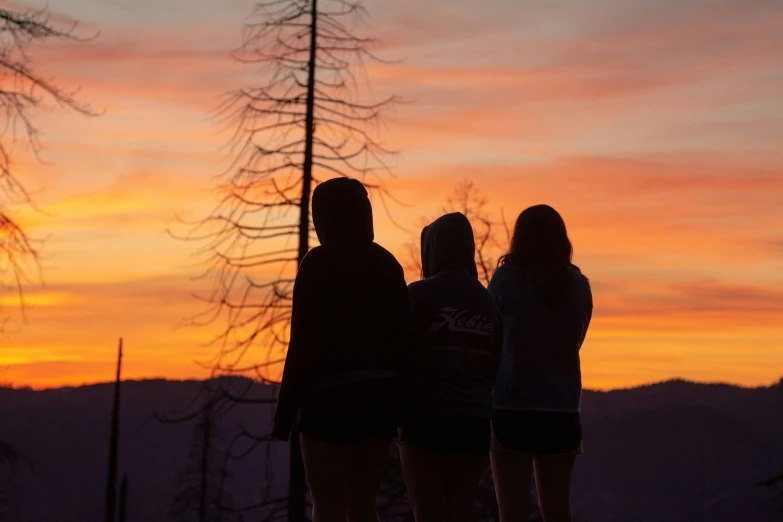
[428,306,494,337]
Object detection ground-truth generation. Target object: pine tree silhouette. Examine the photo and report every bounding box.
[169,404,239,522]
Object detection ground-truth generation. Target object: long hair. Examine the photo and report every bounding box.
[498,205,579,303]
[498,205,574,268]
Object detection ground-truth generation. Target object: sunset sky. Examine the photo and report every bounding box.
[1,0,782,390]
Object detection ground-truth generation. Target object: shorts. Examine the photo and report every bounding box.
[491,409,583,456]
[399,416,491,454]
[298,377,400,445]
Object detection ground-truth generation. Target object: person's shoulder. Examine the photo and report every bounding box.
[412,272,491,300]
[574,271,590,286]
[368,242,404,272]
[457,272,492,295]
[490,263,521,281]
[369,241,398,259]
[568,268,592,308]
[297,246,331,275]
[472,278,500,309]
[407,276,435,301]
[570,267,591,290]
[300,245,326,265]
[488,263,521,293]
[407,278,426,291]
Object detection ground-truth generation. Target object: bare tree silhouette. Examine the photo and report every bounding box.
[762,472,783,521]
[0,4,95,496]
[169,401,241,522]
[405,179,510,286]
[443,179,510,285]
[157,379,276,522]
[0,439,33,521]
[0,4,95,326]
[175,2,398,518]
[104,338,123,522]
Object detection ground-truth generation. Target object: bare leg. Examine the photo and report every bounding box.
[347,437,393,522]
[533,455,576,522]
[490,449,533,522]
[400,444,449,522]
[300,433,353,522]
[446,452,487,522]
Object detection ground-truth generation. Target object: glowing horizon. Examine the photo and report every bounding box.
[1,0,782,391]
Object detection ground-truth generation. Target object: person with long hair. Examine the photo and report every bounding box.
[399,212,502,522]
[271,178,409,522]
[488,205,593,522]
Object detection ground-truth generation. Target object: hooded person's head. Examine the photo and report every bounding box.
[312,177,374,245]
[420,212,478,279]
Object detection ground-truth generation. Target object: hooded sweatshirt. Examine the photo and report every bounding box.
[404,212,502,420]
[272,178,409,441]
[489,263,592,412]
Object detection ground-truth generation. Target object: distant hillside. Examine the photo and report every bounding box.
[577,379,783,521]
[1,377,781,522]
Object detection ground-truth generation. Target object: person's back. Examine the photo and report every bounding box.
[272,178,408,522]
[406,270,499,417]
[298,241,407,389]
[400,212,501,522]
[489,263,591,412]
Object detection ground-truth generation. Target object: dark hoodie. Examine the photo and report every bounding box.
[404,212,502,419]
[271,178,409,441]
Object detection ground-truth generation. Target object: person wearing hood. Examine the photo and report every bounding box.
[487,205,593,522]
[271,177,409,522]
[399,212,502,522]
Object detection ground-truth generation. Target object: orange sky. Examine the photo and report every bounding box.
[1,0,782,390]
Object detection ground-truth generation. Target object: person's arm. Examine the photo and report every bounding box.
[271,251,324,441]
[398,287,420,426]
[578,280,593,348]
[396,286,414,381]
[486,266,506,307]
[486,269,505,380]
[491,312,503,380]
[387,264,413,426]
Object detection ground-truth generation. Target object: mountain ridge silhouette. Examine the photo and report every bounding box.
[2,376,781,521]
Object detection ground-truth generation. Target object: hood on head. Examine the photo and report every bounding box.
[312,177,374,245]
[420,212,477,278]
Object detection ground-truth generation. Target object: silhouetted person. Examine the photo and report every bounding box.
[399,212,502,522]
[488,205,592,522]
[271,178,409,522]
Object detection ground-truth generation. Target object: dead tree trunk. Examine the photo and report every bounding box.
[199,406,212,522]
[298,0,318,266]
[104,338,123,522]
[118,475,128,522]
[289,2,319,519]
